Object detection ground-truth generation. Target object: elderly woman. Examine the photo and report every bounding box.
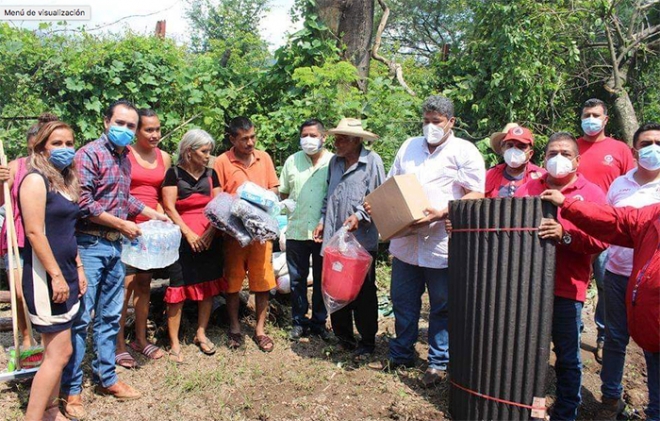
[116,109,171,368]
[19,121,86,421]
[313,118,385,360]
[162,129,226,363]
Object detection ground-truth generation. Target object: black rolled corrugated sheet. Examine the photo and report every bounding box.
[448,197,557,421]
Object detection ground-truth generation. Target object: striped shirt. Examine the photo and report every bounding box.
[75,134,144,231]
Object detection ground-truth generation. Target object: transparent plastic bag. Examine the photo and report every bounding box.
[231,199,280,243]
[204,193,253,247]
[237,181,281,215]
[121,220,181,270]
[322,226,373,315]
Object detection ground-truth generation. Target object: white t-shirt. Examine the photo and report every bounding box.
[388,133,486,269]
[606,169,660,276]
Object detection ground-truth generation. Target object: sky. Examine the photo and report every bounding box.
[1,0,300,50]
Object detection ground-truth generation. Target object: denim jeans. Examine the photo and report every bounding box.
[593,250,608,343]
[61,235,125,394]
[645,351,660,421]
[286,240,326,331]
[601,270,630,399]
[551,297,583,421]
[389,258,449,370]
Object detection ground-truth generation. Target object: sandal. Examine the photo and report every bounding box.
[168,349,185,364]
[115,351,138,369]
[193,337,217,355]
[129,341,165,360]
[227,332,244,350]
[252,334,274,353]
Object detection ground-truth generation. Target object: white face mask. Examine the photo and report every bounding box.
[546,154,576,178]
[423,122,449,146]
[300,136,322,155]
[503,147,528,169]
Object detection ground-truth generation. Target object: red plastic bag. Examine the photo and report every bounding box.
[322,226,373,315]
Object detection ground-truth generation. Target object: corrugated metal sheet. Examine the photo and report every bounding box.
[448,197,557,421]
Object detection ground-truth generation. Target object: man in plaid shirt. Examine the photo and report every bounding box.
[61,99,167,419]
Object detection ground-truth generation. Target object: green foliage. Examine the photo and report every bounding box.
[186,0,270,53]
[437,1,584,138]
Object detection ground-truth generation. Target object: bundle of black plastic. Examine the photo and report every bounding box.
[231,199,280,243]
[204,193,253,247]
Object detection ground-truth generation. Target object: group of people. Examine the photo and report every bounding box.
[1,94,658,421]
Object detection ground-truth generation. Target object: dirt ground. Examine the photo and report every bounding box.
[0,275,651,421]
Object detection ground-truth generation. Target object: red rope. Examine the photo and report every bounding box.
[450,380,546,411]
[450,227,539,233]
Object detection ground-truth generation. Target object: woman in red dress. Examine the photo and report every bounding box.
[162,129,226,363]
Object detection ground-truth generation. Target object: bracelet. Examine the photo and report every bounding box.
[76,263,84,268]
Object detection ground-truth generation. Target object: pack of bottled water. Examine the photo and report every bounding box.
[121,220,182,270]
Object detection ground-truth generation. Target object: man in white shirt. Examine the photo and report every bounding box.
[598,122,660,420]
[370,95,486,386]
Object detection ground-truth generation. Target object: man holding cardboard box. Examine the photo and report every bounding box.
[369,95,485,387]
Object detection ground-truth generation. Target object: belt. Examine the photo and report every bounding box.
[77,229,122,242]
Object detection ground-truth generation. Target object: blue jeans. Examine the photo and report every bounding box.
[593,250,608,343]
[601,270,629,399]
[286,240,326,331]
[61,235,125,394]
[551,297,583,421]
[389,258,449,370]
[645,351,660,421]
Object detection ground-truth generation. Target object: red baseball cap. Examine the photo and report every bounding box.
[502,126,534,147]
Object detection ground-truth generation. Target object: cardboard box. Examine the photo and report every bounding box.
[365,174,431,241]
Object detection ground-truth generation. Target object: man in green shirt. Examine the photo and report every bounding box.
[279,119,334,341]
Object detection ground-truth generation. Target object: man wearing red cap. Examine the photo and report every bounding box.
[486,124,545,198]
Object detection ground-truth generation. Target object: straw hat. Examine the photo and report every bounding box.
[328,118,379,141]
[489,123,520,155]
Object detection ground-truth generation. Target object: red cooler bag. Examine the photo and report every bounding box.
[322,226,373,314]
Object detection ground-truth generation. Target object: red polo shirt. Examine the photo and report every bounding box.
[576,136,635,194]
[561,199,660,353]
[485,162,545,198]
[515,174,607,302]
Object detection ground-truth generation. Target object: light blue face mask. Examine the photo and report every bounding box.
[49,147,76,170]
[581,117,603,136]
[107,125,135,147]
[638,144,660,171]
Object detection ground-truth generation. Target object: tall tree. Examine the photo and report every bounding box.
[576,0,660,143]
[186,0,269,54]
[315,0,375,91]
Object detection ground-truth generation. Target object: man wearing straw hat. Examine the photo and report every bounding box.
[313,117,385,359]
[486,124,544,198]
[368,95,486,388]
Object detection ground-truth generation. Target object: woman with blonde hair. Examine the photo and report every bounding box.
[20,121,87,420]
[162,129,225,363]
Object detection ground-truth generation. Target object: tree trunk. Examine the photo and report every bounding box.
[605,71,639,145]
[611,89,639,145]
[316,0,375,92]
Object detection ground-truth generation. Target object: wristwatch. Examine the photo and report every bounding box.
[561,232,572,245]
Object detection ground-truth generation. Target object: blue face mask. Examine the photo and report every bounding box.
[49,147,76,170]
[638,144,660,171]
[107,125,135,147]
[581,117,603,136]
